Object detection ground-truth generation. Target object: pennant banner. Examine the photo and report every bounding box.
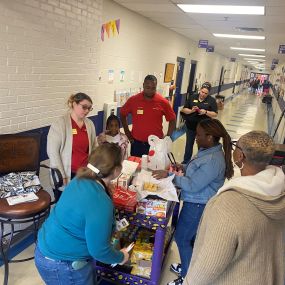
[115,19,120,34]
[100,19,120,41]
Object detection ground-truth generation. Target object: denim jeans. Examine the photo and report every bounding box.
[34,245,96,285]
[174,202,206,277]
[182,128,196,164]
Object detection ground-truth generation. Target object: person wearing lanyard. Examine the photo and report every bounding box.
[181,82,218,164]
[153,118,234,285]
[35,143,130,285]
[47,92,97,198]
[120,74,176,157]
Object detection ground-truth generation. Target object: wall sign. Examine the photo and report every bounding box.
[198,40,208,48]
[206,45,214,52]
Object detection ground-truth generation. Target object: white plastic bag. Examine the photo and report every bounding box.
[147,135,172,170]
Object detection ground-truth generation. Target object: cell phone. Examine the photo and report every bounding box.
[71,260,88,270]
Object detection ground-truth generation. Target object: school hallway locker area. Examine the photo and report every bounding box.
[1,0,285,284]
[0,91,269,284]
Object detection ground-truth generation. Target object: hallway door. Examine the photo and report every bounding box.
[173,57,185,113]
[187,60,197,99]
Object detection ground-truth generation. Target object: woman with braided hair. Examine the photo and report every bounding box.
[153,118,234,285]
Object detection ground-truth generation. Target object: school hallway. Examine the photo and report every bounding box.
[0,89,268,285]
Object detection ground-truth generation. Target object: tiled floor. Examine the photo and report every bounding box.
[0,90,267,285]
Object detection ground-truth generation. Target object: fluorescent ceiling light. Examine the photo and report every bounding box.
[244,58,266,61]
[177,5,265,15]
[213,33,265,40]
[238,54,265,57]
[231,47,265,52]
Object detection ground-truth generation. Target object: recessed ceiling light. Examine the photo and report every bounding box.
[244,58,266,61]
[177,5,265,15]
[231,47,265,52]
[238,54,265,57]
[213,34,265,40]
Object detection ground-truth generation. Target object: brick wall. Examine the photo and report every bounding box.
[0,0,102,134]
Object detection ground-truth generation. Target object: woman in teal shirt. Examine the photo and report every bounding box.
[35,143,129,285]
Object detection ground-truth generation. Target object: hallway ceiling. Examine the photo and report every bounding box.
[114,0,285,73]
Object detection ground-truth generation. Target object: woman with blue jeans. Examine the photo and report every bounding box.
[153,119,234,285]
[35,143,130,285]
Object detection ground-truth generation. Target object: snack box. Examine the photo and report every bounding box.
[136,199,168,218]
[117,173,132,188]
[113,187,137,212]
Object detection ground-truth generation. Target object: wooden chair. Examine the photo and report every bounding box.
[0,133,51,285]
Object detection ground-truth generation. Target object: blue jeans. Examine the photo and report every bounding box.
[174,202,206,277]
[34,245,96,285]
[183,128,196,164]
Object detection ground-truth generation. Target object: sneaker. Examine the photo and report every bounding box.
[167,276,184,285]
[170,263,182,276]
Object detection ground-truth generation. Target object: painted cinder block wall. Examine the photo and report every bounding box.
[0,0,247,135]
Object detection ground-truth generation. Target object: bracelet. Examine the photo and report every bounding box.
[205,110,207,114]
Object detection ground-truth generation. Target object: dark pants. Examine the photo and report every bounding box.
[130,139,150,157]
[174,202,206,277]
[182,128,196,164]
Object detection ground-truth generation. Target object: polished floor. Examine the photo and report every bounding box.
[0,90,267,285]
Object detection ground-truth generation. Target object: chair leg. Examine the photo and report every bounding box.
[0,222,11,285]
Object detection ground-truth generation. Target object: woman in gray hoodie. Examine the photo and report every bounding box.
[184,131,285,285]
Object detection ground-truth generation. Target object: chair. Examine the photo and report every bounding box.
[0,133,51,285]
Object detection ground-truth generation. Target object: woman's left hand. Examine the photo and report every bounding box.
[152,170,168,179]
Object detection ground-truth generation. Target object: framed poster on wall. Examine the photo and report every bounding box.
[164,63,175,83]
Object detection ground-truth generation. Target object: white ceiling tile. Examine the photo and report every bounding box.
[113,0,285,67]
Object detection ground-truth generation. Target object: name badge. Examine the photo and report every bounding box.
[137,109,144,115]
[72,128,77,135]
[193,100,198,103]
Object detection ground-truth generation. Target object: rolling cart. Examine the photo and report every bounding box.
[95,195,180,285]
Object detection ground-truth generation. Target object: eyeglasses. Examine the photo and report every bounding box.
[78,103,93,111]
[231,140,246,157]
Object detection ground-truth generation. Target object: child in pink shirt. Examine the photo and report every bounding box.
[97,115,129,160]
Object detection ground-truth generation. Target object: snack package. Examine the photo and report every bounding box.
[131,264,151,278]
[143,182,158,192]
[130,243,153,263]
[136,199,168,218]
[117,173,132,188]
[113,187,137,212]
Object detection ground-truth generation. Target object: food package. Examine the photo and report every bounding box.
[132,169,179,202]
[112,186,137,212]
[117,173,132,188]
[131,264,151,278]
[143,182,158,192]
[136,199,168,218]
[130,243,153,264]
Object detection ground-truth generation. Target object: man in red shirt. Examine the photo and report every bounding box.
[120,75,176,157]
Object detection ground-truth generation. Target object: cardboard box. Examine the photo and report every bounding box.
[113,187,137,212]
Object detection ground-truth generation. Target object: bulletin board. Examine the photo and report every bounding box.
[164,63,175,83]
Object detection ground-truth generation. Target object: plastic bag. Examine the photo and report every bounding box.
[147,135,172,170]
